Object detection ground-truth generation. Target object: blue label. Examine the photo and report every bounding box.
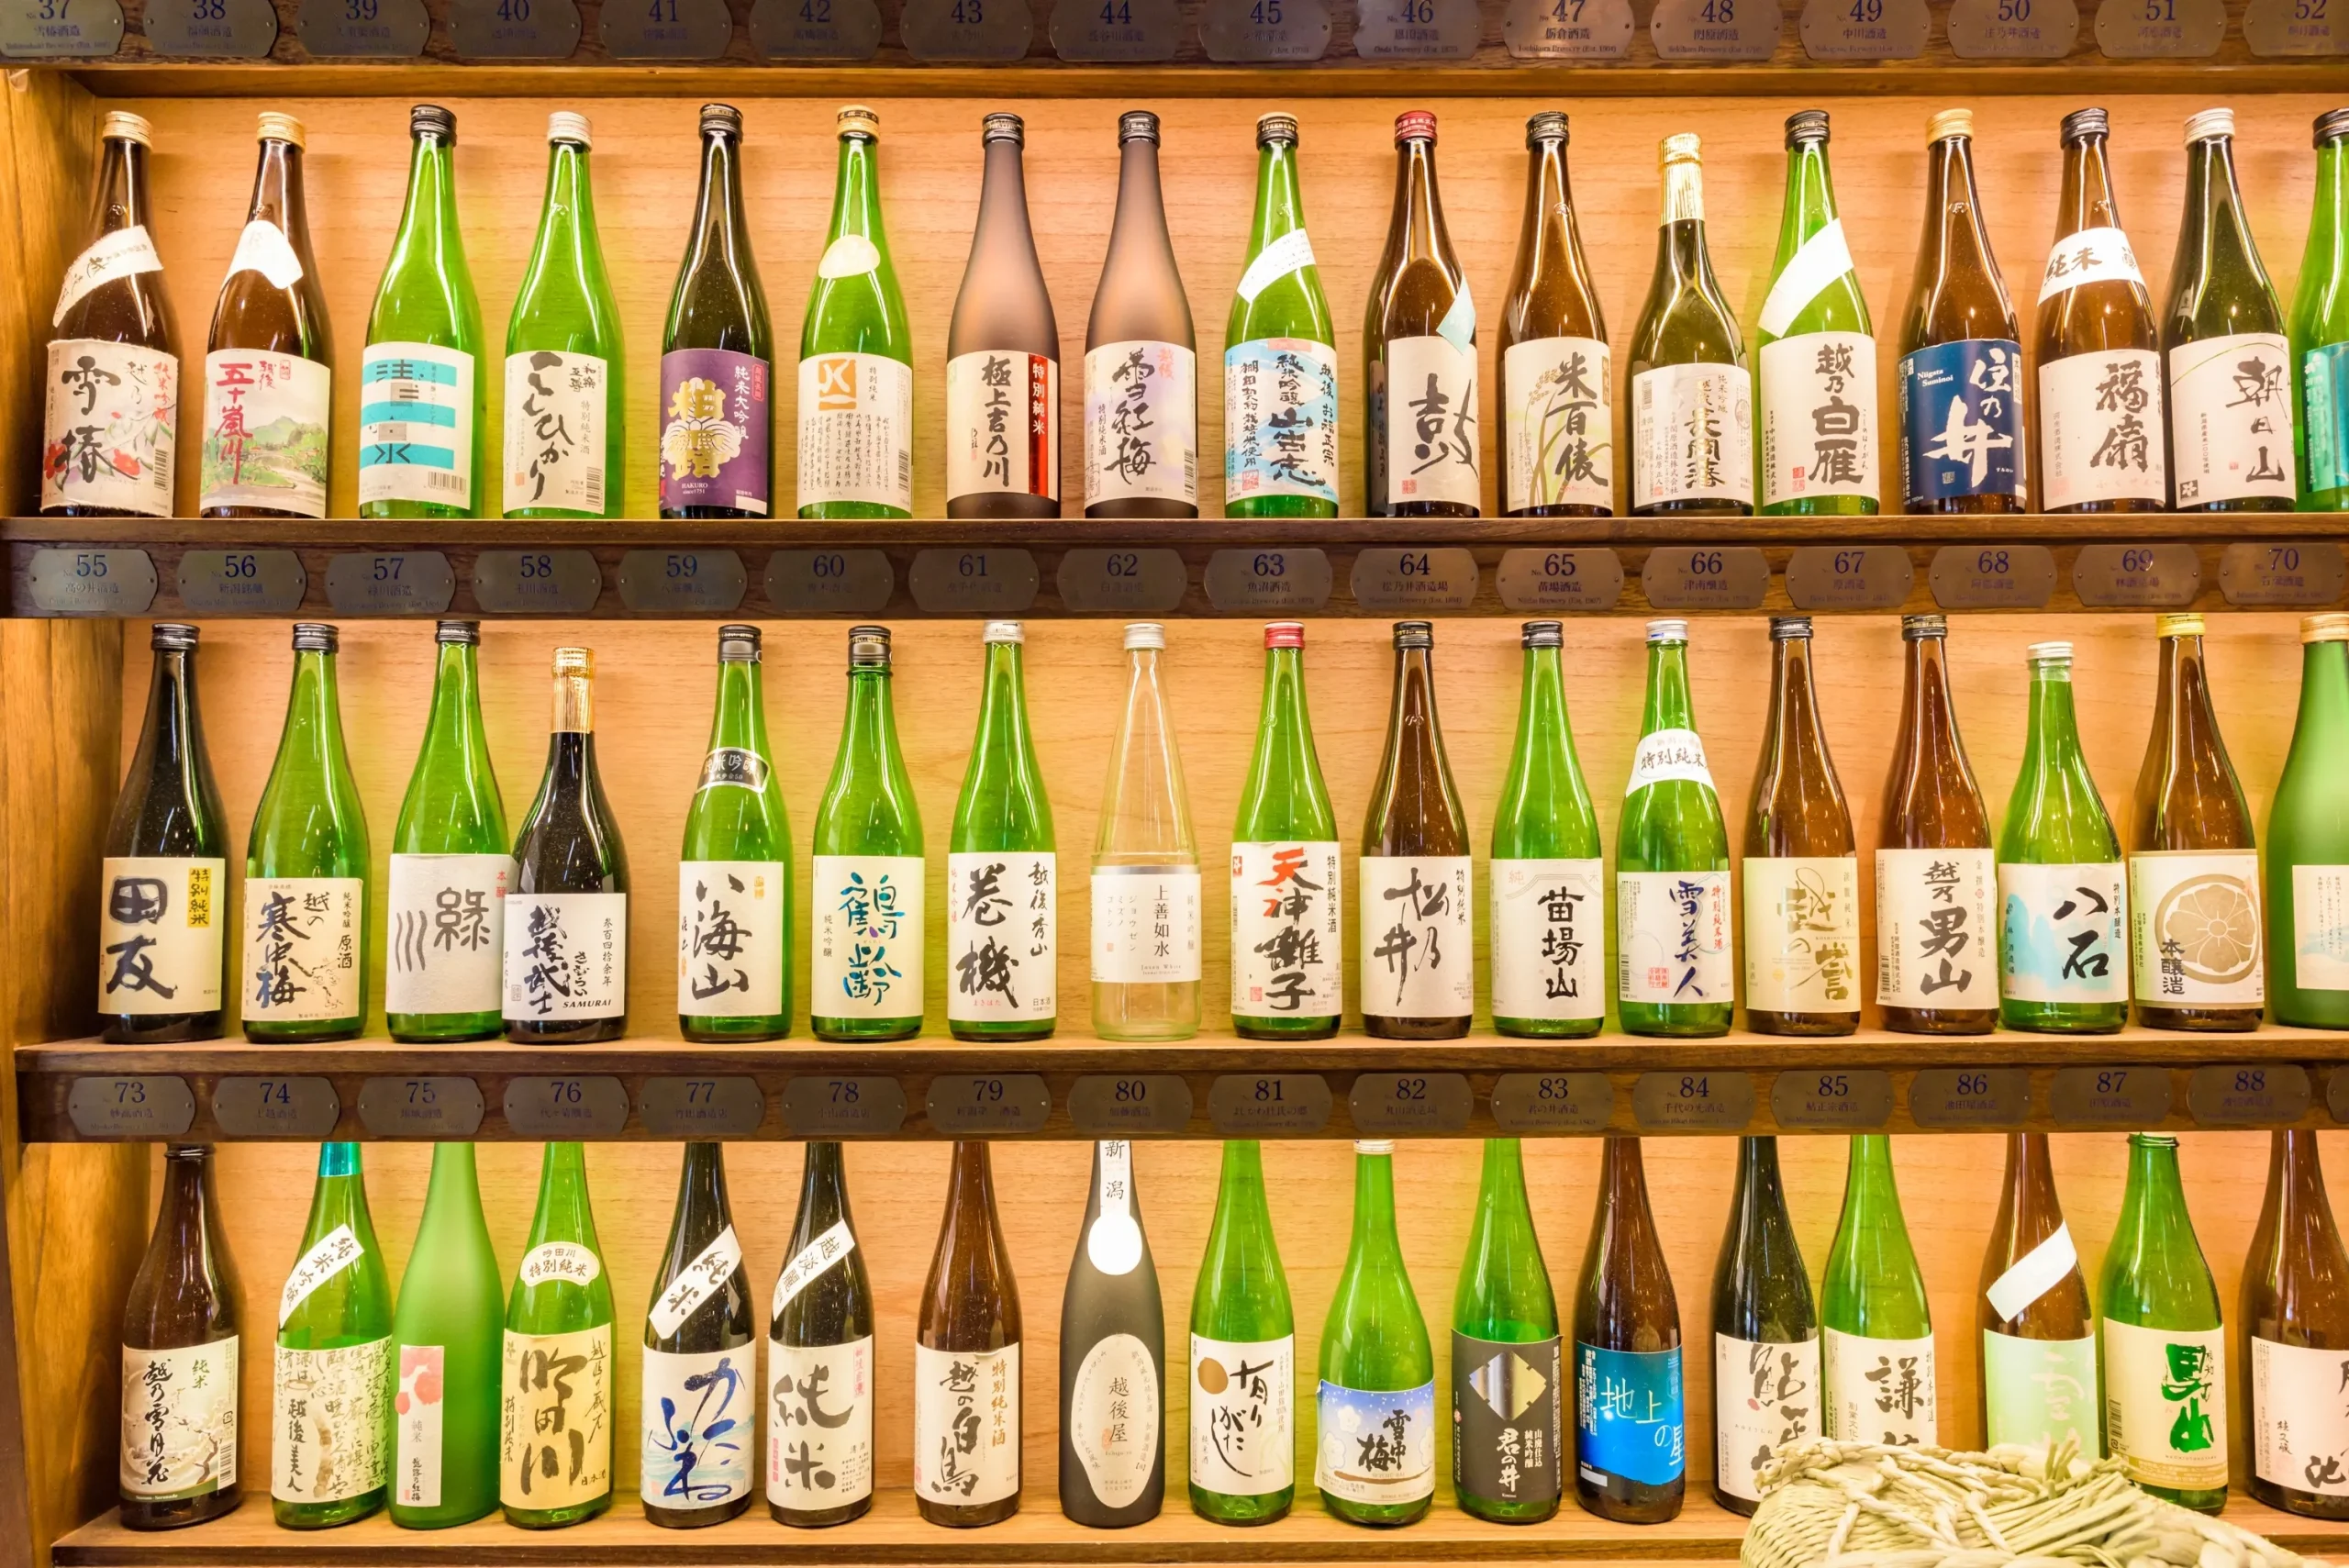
[1575,1343,1684,1487]
[1898,338,2024,504]
[1225,338,1340,506]
[1314,1377,1436,1505]
[2308,342,2349,495]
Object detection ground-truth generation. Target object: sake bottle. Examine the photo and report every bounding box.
[1365,111,1478,517]
[1876,615,1997,1035]
[1756,110,1878,516]
[361,105,483,519]
[505,648,629,1044]
[1629,134,1751,517]
[201,112,330,519]
[1998,642,2127,1033]
[1060,1140,1166,1527]
[2166,107,2297,512]
[273,1142,394,1529]
[1709,1135,1818,1517]
[120,1145,240,1530]
[43,110,177,519]
[501,1142,615,1529]
[1898,109,2025,514]
[1977,1133,2098,1457]
[1617,619,1732,1037]
[1085,111,1197,518]
[678,625,790,1041]
[950,622,1056,1041]
[2129,613,2262,1030]
[388,1143,502,1529]
[660,104,771,521]
[2035,107,2165,513]
[1317,1140,1434,1528]
[1820,1136,1935,1447]
[947,113,1059,518]
[504,113,623,520]
[798,105,913,519]
[1188,1140,1294,1525]
[1500,112,1611,517]
[1742,617,1860,1035]
[1224,113,1340,517]
[916,1142,1023,1527]
[387,620,508,1044]
[1575,1136,1685,1523]
[243,623,367,1044]
[2291,108,2349,511]
[1360,621,1473,1040]
[1490,621,1603,1038]
[100,624,227,1044]
[2266,613,2349,1028]
[2101,1133,2226,1513]
[812,627,924,1042]
[2244,1129,2349,1518]
[768,1140,875,1528]
[1453,1138,1561,1525]
[641,1142,754,1528]
[1092,622,1202,1041]
[1230,622,1341,1040]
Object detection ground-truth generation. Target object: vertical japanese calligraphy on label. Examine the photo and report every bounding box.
[1191,1334,1293,1495]
[358,341,473,508]
[1632,361,1753,510]
[1618,870,1731,1007]
[500,1325,613,1511]
[500,890,628,1021]
[947,850,1055,1024]
[1759,332,1877,506]
[1230,840,1342,1021]
[394,1345,443,1507]
[1822,1327,1936,1446]
[1712,1334,1819,1505]
[676,860,785,1018]
[2127,851,2262,1006]
[2291,864,2349,990]
[121,1338,239,1499]
[768,1334,874,1507]
[1575,1342,1684,1486]
[200,350,328,516]
[2252,1338,2349,1496]
[1070,1332,1159,1506]
[947,350,1059,504]
[2039,350,2166,508]
[1490,857,1604,1020]
[1084,339,1197,508]
[501,349,607,514]
[658,348,770,515]
[2103,1319,2226,1491]
[2170,333,2296,506]
[1455,1333,1561,1507]
[812,854,924,1022]
[797,351,915,513]
[1876,848,1994,1008]
[1898,338,2026,506]
[1356,855,1472,1020]
[1315,1378,1435,1505]
[1092,867,1203,983]
[242,876,362,1023]
[273,1337,392,1504]
[385,852,508,1018]
[1984,1331,2099,1455]
[44,339,176,515]
[1376,335,1480,511]
[1503,337,1612,512]
[913,1342,1019,1506]
[1225,338,1340,506]
[641,1345,752,1508]
[99,855,223,1015]
[1998,862,2127,1004]
[1742,855,1860,1014]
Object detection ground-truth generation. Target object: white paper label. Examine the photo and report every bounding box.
[768,1335,874,1507]
[2129,851,2263,1006]
[1092,867,1202,984]
[1084,339,1197,507]
[1983,1330,2100,1456]
[1712,1333,1819,1504]
[1618,869,1731,1006]
[43,339,177,517]
[1230,840,1342,1020]
[500,1326,612,1512]
[2105,1318,2227,1489]
[121,1337,239,1498]
[2253,1337,2349,1495]
[1224,338,1341,506]
[1742,855,1862,1014]
[772,1219,858,1318]
[1758,220,1857,338]
[647,1226,744,1339]
[1627,727,1716,792]
[200,350,329,517]
[243,875,363,1023]
[1070,1331,1159,1507]
[947,350,1058,503]
[1632,361,1753,509]
[2038,226,2147,305]
[816,235,880,279]
[502,890,627,1022]
[273,1337,391,1503]
[386,853,508,1018]
[229,218,305,289]
[946,850,1054,1023]
[393,1345,442,1508]
[54,225,164,326]
[1986,1223,2079,1321]
[502,350,609,514]
[2038,350,2165,508]
[913,1341,1019,1506]
[518,1240,603,1290]
[797,351,914,513]
[1759,331,1877,506]
[2293,864,2349,991]
[1822,1327,1936,1446]
[677,861,786,1018]
[1490,857,1605,1020]
[1998,862,2128,1004]
[2170,332,2296,506]
[99,856,224,1016]
[813,853,924,1021]
[1356,854,1473,1019]
[280,1224,364,1326]
[1086,1140,1144,1276]
[1235,228,1315,304]
[1190,1334,1293,1496]
[359,342,475,508]
[1502,337,1612,511]
[1379,335,1481,510]
[1875,847,1994,1007]
[641,1343,754,1509]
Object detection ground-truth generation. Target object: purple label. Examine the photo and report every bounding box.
[660,348,771,514]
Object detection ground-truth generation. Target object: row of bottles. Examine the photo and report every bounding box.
[40,101,2349,521]
[120,1130,2349,1537]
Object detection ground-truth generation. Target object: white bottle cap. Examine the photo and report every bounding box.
[1123,622,1165,651]
[549,111,593,148]
[2026,639,2074,662]
[1646,618,1689,643]
[1353,1139,1394,1156]
[983,620,1024,644]
[2185,107,2235,145]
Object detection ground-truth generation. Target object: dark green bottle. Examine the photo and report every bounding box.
[659,104,773,522]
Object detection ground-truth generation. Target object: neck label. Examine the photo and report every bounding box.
[1086,1140,1144,1275]
[55,225,163,326]
[1758,219,1854,338]
[2038,226,2143,303]
[947,851,1056,1024]
[519,1240,602,1289]
[817,234,880,278]
[1626,727,1714,792]
[228,218,304,288]
[1985,1221,2077,1320]
[280,1222,363,1326]
[1236,228,1314,303]
[649,1225,743,1338]
[772,1218,856,1318]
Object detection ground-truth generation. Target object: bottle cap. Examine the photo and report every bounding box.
[837,104,880,139]
[2184,106,2234,145]
[983,620,1025,644]
[2025,639,2073,663]
[2132,1131,2179,1149]
[2154,612,2206,639]
[1255,112,1299,148]
[1394,110,1437,145]
[1769,615,1813,640]
[718,623,762,661]
[552,645,594,677]
[1123,622,1165,651]
[548,110,592,148]
[1353,1139,1394,1155]
[100,110,154,147]
[1783,108,1829,146]
[1264,621,1305,650]
[1645,617,1688,643]
[435,618,480,646]
[982,111,1025,145]
[1392,619,1433,650]
[411,104,456,142]
[848,625,892,667]
[1525,110,1567,146]
[1521,619,1563,649]
[257,111,306,149]
[1926,107,1973,144]
[150,622,198,651]
[292,621,339,652]
[2318,107,2349,148]
[1660,131,1699,165]
[2301,612,2349,643]
[2059,106,2109,144]
[1119,109,1160,144]
[1900,613,1948,639]
[701,103,743,138]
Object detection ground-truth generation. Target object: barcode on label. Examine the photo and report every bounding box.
[898,450,913,488]
[427,471,465,494]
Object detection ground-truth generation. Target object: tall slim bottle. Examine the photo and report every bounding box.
[502,1142,614,1529]
[768,1141,875,1528]
[1230,623,1341,1040]
[1757,111,1878,516]
[504,113,624,520]
[1366,112,1477,517]
[1188,1141,1294,1525]
[2244,1130,2349,1518]
[361,105,483,518]
[1318,1140,1434,1528]
[798,106,913,519]
[1709,1136,1817,1517]
[951,622,1056,1041]
[1061,1140,1165,1527]
[916,1142,1023,1526]
[2167,107,2297,512]
[679,625,790,1041]
[813,627,924,1042]
[2036,107,2165,513]
[1086,111,1197,518]
[641,1142,754,1528]
[504,648,628,1042]
[1998,642,2127,1033]
[101,624,227,1043]
[1490,621,1603,1037]
[1743,617,1860,1035]
[2267,614,2349,1027]
[1976,1134,2098,1456]
[1092,623,1201,1041]
[1575,1136,1684,1523]
[1500,112,1610,517]
[388,1143,502,1529]
[243,623,367,1044]
[43,110,177,518]
[1618,620,1732,1037]
[201,112,329,519]
[2292,108,2349,511]
[120,1145,240,1530]
[947,113,1059,518]
[1877,615,1998,1035]
[2101,1133,2226,1512]
[1225,113,1339,518]
[1453,1139,1561,1525]
[1361,621,1472,1040]
[661,104,771,521]
[387,620,508,1044]
[1820,1136,1936,1447]
[1630,134,1751,516]
[1899,109,2025,514]
[273,1142,394,1529]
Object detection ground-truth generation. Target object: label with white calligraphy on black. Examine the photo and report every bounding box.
[1928,544,2056,609]
[143,0,275,54]
[1502,337,1614,505]
[1353,0,1479,52]
[1059,548,1187,614]
[1204,548,1333,613]
[0,0,122,56]
[300,0,430,54]
[446,0,582,52]
[640,1077,765,1139]
[1908,1067,2032,1129]
[28,547,157,616]
[324,550,455,616]
[2072,543,2200,608]
[356,1075,484,1138]
[1352,548,1478,613]
[2094,0,2221,54]
[68,1075,195,1140]
[1945,0,2076,54]
[2220,542,2347,607]
[1496,550,1624,613]
[213,1075,340,1140]
[178,550,306,616]
[473,550,602,615]
[780,1075,907,1138]
[1501,0,1631,55]
[908,549,1041,615]
[2186,1064,2310,1127]
[1640,547,1768,611]
[1770,1070,1893,1129]
[1783,546,1914,612]
[1631,1071,1754,1133]
[601,0,731,55]
[926,1074,1052,1136]
[1068,1074,1195,1136]
[2049,1065,2170,1127]
[1349,1073,1473,1136]
[1197,0,1330,55]
[1208,1073,1333,1137]
[1489,1072,1614,1133]
[503,1075,630,1139]
[751,0,884,55]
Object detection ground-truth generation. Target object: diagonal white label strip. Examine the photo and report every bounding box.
[1986,1220,2077,1321]
[1237,229,1317,305]
[279,1223,362,1327]
[649,1225,743,1339]
[771,1218,858,1319]
[1758,219,1856,339]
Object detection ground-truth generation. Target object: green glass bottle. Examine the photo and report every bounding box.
[1998,641,2127,1033]
[1453,1138,1561,1525]
[1230,622,1341,1040]
[679,625,791,1041]
[503,112,623,520]
[1629,134,1752,516]
[1820,1136,1936,1447]
[243,622,367,1044]
[812,626,924,1042]
[2100,1133,2227,1513]
[798,105,913,520]
[1617,619,1731,1038]
[1709,1136,1818,1516]
[273,1141,394,1529]
[660,104,771,522]
[360,105,483,519]
[387,620,507,1044]
[389,1143,502,1529]
[1188,1140,1294,1526]
[2267,613,2349,1027]
[1490,621,1603,1038]
[502,1141,614,1529]
[2293,108,2349,512]
[1574,1136,1684,1523]
[1224,113,1339,518]
[1756,110,1877,517]
[950,622,1055,1042]
[1316,1140,1432,1528]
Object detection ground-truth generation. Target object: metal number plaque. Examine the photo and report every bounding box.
[1067,1073,1195,1136]
[1640,545,1768,610]
[1208,1073,1332,1137]
[2186,1064,2311,1127]
[1944,0,2076,54]
[909,548,1041,615]
[602,0,731,53]
[504,1075,630,1139]
[2219,542,2346,607]
[2095,0,2221,55]
[1797,0,1926,56]
[618,548,748,613]
[1204,548,1332,613]
[358,1075,486,1138]
[1198,0,1331,56]
[68,1075,195,1139]
[1058,548,1187,613]
[900,0,1033,57]
[2049,1064,2171,1127]
[751,0,883,54]
[446,0,582,58]
[473,549,603,615]
[781,1074,907,1137]
[1631,1070,1755,1133]
[0,0,124,56]
[1908,1067,2031,1129]
[766,548,893,615]
[1650,0,1780,59]
[143,0,277,54]
[1770,1069,1894,1129]
[926,1073,1052,1135]
[1783,544,1915,610]
[1489,1072,1615,1134]
[1353,0,1480,54]
[298,0,429,55]
[178,549,307,614]
[1348,1073,1473,1136]
[2244,0,2345,52]
[28,547,156,615]
[639,1076,766,1139]
[1502,0,1633,54]
[325,550,456,615]
[2072,542,2200,607]
[213,1075,341,1139]
[1051,0,1182,56]
[1351,548,1478,613]
[1928,543,2056,609]
[1496,549,1625,613]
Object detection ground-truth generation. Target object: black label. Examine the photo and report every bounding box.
[1453,1332,1563,1507]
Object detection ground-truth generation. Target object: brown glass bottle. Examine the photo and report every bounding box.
[2243,1129,2349,1518]
[1360,621,1472,1040]
[2129,613,2262,1032]
[1742,617,1858,1036]
[916,1141,1023,1527]
[120,1145,241,1530]
[1365,111,1479,518]
[1573,1136,1685,1524]
[1976,1134,2099,1456]
[1876,614,1998,1034]
[946,114,1060,520]
[1084,110,1196,520]
[1500,111,1610,518]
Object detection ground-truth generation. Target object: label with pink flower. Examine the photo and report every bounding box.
[394,1346,444,1508]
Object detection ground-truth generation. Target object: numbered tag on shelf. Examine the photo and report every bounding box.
[324,550,456,615]
[1050,0,1181,55]
[2186,1064,2311,1127]
[638,1076,765,1139]
[1347,1073,1473,1136]
[1928,543,2056,608]
[1350,548,1478,613]
[2331,1068,2349,1126]
[617,548,748,613]
[27,547,157,616]
[1783,544,1914,610]
[142,0,276,54]
[1197,0,1330,56]
[1640,545,1767,610]
[751,0,882,52]
[297,0,429,55]
[901,0,1032,57]
[925,1073,1051,1135]
[502,1075,630,1139]
[1908,1067,2031,1129]
[1489,1071,1614,1133]
[1650,0,1779,58]
[473,549,603,615]
[908,548,1041,615]
[1057,548,1187,613]
[446,0,582,58]
[2072,542,2200,607]
[1067,1073,1195,1136]
[781,1074,907,1137]
[2243,0,2345,52]
[212,1075,340,1139]
[1495,548,1625,612]
[1944,0,2076,55]
[1501,0,1632,54]
[2219,542,2346,606]
[1769,1069,1894,1129]
[177,549,307,615]
[67,1075,195,1140]
[356,1074,485,1138]
[0,0,124,57]
[1203,548,1332,613]
[603,0,730,52]
[1208,1073,1332,1137]
[2095,0,2221,54]
[1631,1070,1755,1133]
[2048,1064,2170,1127]
[1797,0,1925,55]
[766,548,894,615]
[1353,0,1478,54]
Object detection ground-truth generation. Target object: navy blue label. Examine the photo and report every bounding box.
[1899,338,2024,504]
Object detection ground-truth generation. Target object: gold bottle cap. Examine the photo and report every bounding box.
[837,104,879,139]
[1926,107,1973,143]
[1660,131,1699,164]
[257,111,306,148]
[2154,612,2206,639]
[100,110,153,147]
[552,646,594,677]
[2303,613,2349,643]
[2185,106,2235,146]
[549,111,593,148]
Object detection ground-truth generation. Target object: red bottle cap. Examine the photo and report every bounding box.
[1394,110,1437,144]
[1264,622,1305,649]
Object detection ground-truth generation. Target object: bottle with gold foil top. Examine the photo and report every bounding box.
[1085,111,1197,519]
[947,113,1060,518]
[1756,110,1877,517]
[1742,617,1858,1035]
[2244,1129,2349,1518]
[1500,113,1610,517]
[1876,615,1996,1035]
[1629,134,1751,516]
[505,647,630,1043]
[1365,111,1479,517]
[1977,1133,2099,1456]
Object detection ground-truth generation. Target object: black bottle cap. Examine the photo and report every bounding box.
[848,624,891,667]
[411,104,456,142]
[719,623,762,661]
[1256,112,1298,148]
[2060,106,2110,144]
[702,103,743,138]
[1392,619,1433,650]
[1526,110,1568,147]
[1784,108,1829,146]
[1119,109,1160,144]
[1521,620,1564,649]
[151,623,198,651]
[982,111,1025,145]
[436,619,479,646]
[292,622,339,652]
[1768,616,1812,641]
[2318,107,2349,147]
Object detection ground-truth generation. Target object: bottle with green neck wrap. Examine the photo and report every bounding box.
[1453,1139,1561,1524]
[1575,1136,1684,1523]
[362,105,482,518]
[273,1142,393,1529]
[389,1143,502,1528]
[504,112,623,520]
[1998,641,2127,1033]
[502,1142,614,1529]
[950,621,1056,1041]
[813,626,924,1041]
[1188,1140,1294,1525]
[1757,110,1877,516]
[1230,622,1341,1040]
[1710,1136,1818,1516]
[2267,613,2349,1027]
[1630,134,1751,517]
[661,104,771,522]
[1976,1133,2098,1458]
[642,1142,754,1528]
[1317,1140,1433,1528]
[679,625,790,1041]
[1617,619,1732,1037]
[1225,113,1339,517]
[1490,621,1603,1038]
[799,105,913,519]
[2100,1134,2226,1513]
[1821,1136,1935,1447]
[768,1141,875,1528]
[2293,108,2349,512]
[388,620,507,1044]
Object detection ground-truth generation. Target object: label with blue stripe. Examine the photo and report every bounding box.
[359,340,473,509]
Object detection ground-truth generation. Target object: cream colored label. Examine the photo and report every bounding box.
[2128,851,2262,1005]
[1503,337,1611,512]
[768,1336,874,1507]
[518,1241,603,1290]
[1617,870,1731,1006]
[2104,1318,2226,1490]
[1070,1331,1159,1507]
[500,1325,614,1511]
[1713,1333,1818,1504]
[1230,840,1341,1021]
[1876,847,1993,1007]
[242,876,363,1023]
[2292,864,2349,991]
[1742,855,1861,1013]
[2169,332,2295,506]
[2038,350,2165,508]
[947,851,1055,1023]
[1084,339,1197,507]
[43,339,177,517]
[228,218,304,288]
[1490,857,1604,1020]
[640,1345,753,1509]
[386,853,509,1018]
[913,1342,1019,1506]
[502,350,609,515]
[947,350,1058,503]
[1758,331,1877,506]
[2252,1337,2349,1496]
[1821,1328,1935,1446]
[1631,361,1753,509]
[677,861,786,1018]
[797,351,913,512]
[1380,335,1481,510]
[122,1338,239,1498]
[99,856,223,1015]
[812,854,924,1021]
[1357,855,1473,1019]
[1190,1334,1292,1496]
[273,1337,391,1503]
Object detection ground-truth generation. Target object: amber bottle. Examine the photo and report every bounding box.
[915,1141,1024,1527]
[1743,617,1859,1036]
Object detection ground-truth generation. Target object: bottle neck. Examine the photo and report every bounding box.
[1766,635,1824,762]
[1384,644,1441,771]
[2001,1131,2064,1235]
[1776,139,1838,251]
[1476,1137,1530,1222]
[2313,137,2349,272]
[94,134,151,240]
[317,1140,362,1181]
[1924,136,1998,305]
[250,138,307,239]
[551,668,594,734]
[829,134,883,243]
[946,1139,995,1217]
[279,648,348,777]
[1250,140,1306,250]
[687,129,746,269]
[2056,133,2122,238]
[2273,1129,2342,1252]
[395,129,458,251]
[532,1140,596,1243]
[796,1140,851,1234]
[539,141,597,261]
[139,647,198,782]
[1520,136,1572,275]
[2184,137,2252,260]
[1351,1150,1398,1253]
[423,641,485,755]
[674,1140,735,1237]
[1388,139,1442,262]
[2298,638,2349,744]
[1642,641,1695,732]
[707,656,767,755]
[972,641,1034,772]
[2119,1137,2192,1253]
[974,139,1038,260]
[1840,1134,1903,1230]
[1512,645,1567,777]
[1108,136,1171,255]
[841,664,900,771]
[1260,645,1316,756]
[2022,664,2085,776]
[1660,157,1703,225]
[422,1140,480,1214]
[157,1145,210,1236]
[1219,1137,1267,1202]
[1734,1134,1787,1218]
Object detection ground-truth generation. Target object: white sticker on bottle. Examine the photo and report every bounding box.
[2253,1337,2349,1496]
[199,350,329,517]
[2169,332,2297,506]
[121,1337,239,1499]
[518,1240,603,1290]
[54,225,165,327]
[1712,1333,1819,1504]
[1378,335,1480,511]
[1092,867,1202,984]
[1224,338,1341,506]
[502,350,609,515]
[816,235,880,279]
[1356,854,1473,1020]
[43,339,177,517]
[1230,840,1341,1021]
[99,856,224,1016]
[1490,857,1605,1020]
[1502,337,1611,512]
[502,890,628,1022]
[812,853,924,1022]
[1617,869,1731,1006]
[1757,220,1856,338]
[1235,228,1315,304]
[677,861,786,1018]
[1626,727,1716,792]
[280,1223,365,1326]
[1875,847,1994,1008]
[1632,361,1753,510]
[947,350,1059,504]
[2292,865,2349,991]
[1985,1223,2079,1321]
[1742,855,1862,1014]
[273,1337,392,1504]
[912,1341,1019,1507]
[946,850,1055,1024]
[393,1345,442,1508]
[1190,1333,1293,1496]
[500,1325,612,1512]
[648,1225,744,1339]
[358,342,475,509]
[769,1335,874,1507]
[1085,339,1197,508]
[1759,331,1877,506]
[2129,851,2263,1006]
[1998,862,2127,1005]
[1071,1331,1160,1507]
[641,1343,755,1509]
[797,351,914,513]
[242,876,363,1025]
[2104,1318,2227,1490]
[385,853,508,1019]
[1821,1327,1935,1446]
[772,1219,858,1318]
[1086,1140,1144,1276]
[2038,226,2147,305]
[2037,350,2165,509]
[228,218,305,289]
